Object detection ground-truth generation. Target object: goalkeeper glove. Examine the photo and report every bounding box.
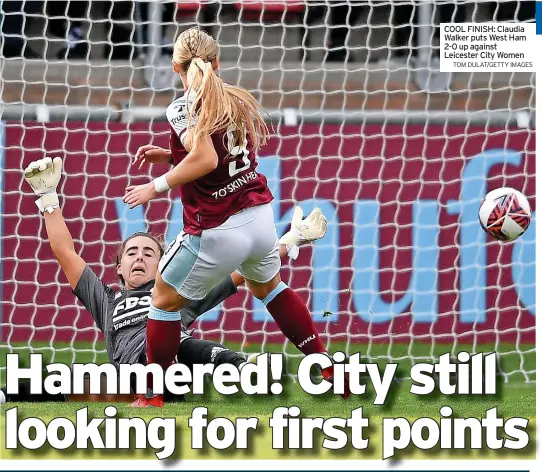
[279,206,328,260]
[23,157,63,213]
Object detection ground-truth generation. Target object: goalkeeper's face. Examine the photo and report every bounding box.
[117,235,161,289]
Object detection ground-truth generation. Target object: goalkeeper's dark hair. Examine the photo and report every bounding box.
[115,232,164,285]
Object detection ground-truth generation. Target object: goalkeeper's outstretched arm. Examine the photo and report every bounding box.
[24,157,86,289]
[43,209,87,289]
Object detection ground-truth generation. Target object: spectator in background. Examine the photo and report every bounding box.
[1,0,180,61]
[46,0,89,59]
[385,2,466,66]
[102,1,176,60]
[0,1,88,59]
[1,0,41,58]
[47,1,177,60]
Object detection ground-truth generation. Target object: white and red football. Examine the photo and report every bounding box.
[479,187,531,241]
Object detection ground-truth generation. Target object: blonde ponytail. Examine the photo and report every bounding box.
[173,28,268,152]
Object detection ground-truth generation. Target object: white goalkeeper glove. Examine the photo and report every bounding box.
[279,206,328,260]
[23,157,63,213]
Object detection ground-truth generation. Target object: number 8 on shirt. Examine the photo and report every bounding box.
[125,27,349,406]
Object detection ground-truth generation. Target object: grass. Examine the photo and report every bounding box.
[0,341,536,461]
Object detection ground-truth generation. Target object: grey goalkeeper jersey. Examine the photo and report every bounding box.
[73,266,237,367]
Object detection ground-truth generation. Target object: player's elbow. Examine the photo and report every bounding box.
[53,249,78,270]
[50,240,76,261]
[195,135,218,174]
[202,149,218,173]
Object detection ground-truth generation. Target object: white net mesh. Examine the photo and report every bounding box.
[0,1,535,382]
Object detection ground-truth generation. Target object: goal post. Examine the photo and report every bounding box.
[0,1,535,382]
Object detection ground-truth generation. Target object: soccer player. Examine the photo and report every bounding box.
[9,157,326,406]
[122,27,347,406]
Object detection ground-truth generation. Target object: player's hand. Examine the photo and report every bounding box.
[23,156,63,213]
[133,145,171,169]
[279,206,328,247]
[23,156,63,196]
[123,182,159,209]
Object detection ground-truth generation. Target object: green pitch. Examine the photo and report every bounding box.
[0,341,536,460]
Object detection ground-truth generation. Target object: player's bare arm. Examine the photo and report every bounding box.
[42,209,87,290]
[123,135,218,209]
[159,133,218,187]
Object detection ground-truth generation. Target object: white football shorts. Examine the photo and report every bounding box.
[159,203,280,300]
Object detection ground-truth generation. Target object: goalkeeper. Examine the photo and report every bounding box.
[1,157,326,406]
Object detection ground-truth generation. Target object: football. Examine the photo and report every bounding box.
[479,187,531,241]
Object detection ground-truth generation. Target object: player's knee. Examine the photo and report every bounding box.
[248,274,282,300]
[151,281,182,312]
[154,294,182,312]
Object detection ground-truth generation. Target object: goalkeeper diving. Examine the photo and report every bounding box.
[1,157,328,406]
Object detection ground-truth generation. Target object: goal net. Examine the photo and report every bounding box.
[0,1,535,382]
